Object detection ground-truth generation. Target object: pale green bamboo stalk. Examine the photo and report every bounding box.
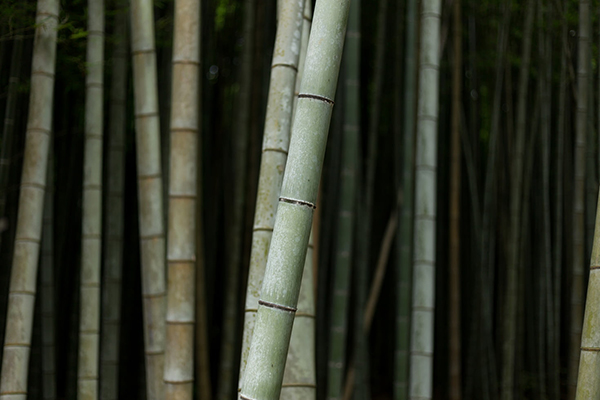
[41,143,56,400]
[409,0,442,398]
[100,7,127,400]
[164,0,200,398]
[280,2,316,399]
[130,0,167,397]
[0,0,59,397]
[239,0,351,398]
[78,0,105,398]
[569,1,589,397]
[575,191,600,399]
[238,0,305,392]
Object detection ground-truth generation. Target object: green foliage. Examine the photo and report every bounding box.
[0,0,36,40]
[215,0,237,33]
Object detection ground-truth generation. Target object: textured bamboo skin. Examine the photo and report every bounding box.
[100,8,127,400]
[409,1,441,399]
[78,0,105,398]
[240,0,350,398]
[130,0,167,398]
[570,0,589,397]
[0,0,59,398]
[238,0,305,390]
[164,0,200,398]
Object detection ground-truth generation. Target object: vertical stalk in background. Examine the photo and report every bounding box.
[0,0,59,396]
[100,7,127,400]
[41,144,56,400]
[326,0,361,397]
[130,0,167,397]
[409,0,442,398]
[238,0,305,393]
[395,0,417,397]
[281,2,317,399]
[240,0,351,397]
[502,1,534,399]
[575,200,600,399]
[449,0,462,397]
[78,0,105,397]
[569,0,589,397]
[164,0,200,397]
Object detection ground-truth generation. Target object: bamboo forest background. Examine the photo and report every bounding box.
[1,0,599,399]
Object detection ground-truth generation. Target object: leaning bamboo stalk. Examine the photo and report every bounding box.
[239,0,351,398]
[409,0,442,398]
[569,1,589,397]
[78,0,105,397]
[238,0,305,392]
[130,0,167,397]
[164,0,200,398]
[0,0,59,397]
[100,7,127,400]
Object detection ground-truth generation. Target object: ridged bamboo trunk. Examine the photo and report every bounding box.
[239,0,351,398]
[164,0,200,398]
[78,0,105,397]
[449,0,462,397]
[130,0,167,397]
[569,1,589,397]
[0,0,59,397]
[409,1,441,398]
[238,0,305,392]
[395,0,417,397]
[41,145,56,400]
[100,7,127,400]
[280,2,316,399]
[502,1,534,399]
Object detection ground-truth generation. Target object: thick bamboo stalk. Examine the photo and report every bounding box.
[395,0,417,397]
[130,0,167,397]
[238,0,305,392]
[164,0,200,398]
[0,0,59,397]
[100,7,127,400]
[575,187,600,398]
[569,1,589,397]
[408,1,442,398]
[78,0,105,398]
[239,0,351,398]
[41,143,56,400]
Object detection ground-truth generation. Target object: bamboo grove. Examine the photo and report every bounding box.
[3,0,600,399]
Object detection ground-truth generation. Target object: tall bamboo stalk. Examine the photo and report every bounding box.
[239,0,351,398]
[164,0,201,397]
[78,0,105,397]
[238,0,305,393]
[575,180,600,399]
[569,0,589,397]
[408,0,442,398]
[449,0,462,397]
[395,0,417,397]
[0,0,59,397]
[41,143,56,400]
[100,7,127,400]
[130,0,167,397]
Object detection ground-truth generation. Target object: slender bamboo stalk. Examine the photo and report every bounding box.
[238,0,305,393]
[0,0,59,397]
[41,142,56,400]
[408,0,442,398]
[395,0,418,397]
[164,0,201,397]
[130,0,167,396]
[78,0,105,397]
[569,1,589,397]
[449,0,462,397]
[239,0,351,397]
[575,173,600,399]
[100,7,127,400]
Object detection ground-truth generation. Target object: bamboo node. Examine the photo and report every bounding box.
[297,93,334,105]
[279,196,316,209]
[258,299,296,313]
